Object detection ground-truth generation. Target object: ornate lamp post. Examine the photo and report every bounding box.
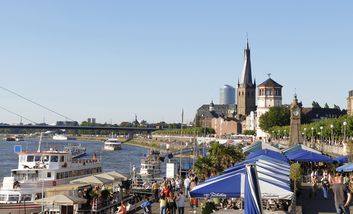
[320,126,323,143]
[311,127,314,142]
[330,124,334,144]
[304,128,307,143]
[343,121,347,142]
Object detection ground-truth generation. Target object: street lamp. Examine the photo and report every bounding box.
[304,128,307,143]
[343,121,347,142]
[330,124,334,144]
[320,126,323,143]
[311,127,314,142]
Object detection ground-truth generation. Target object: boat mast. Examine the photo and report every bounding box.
[37,132,43,152]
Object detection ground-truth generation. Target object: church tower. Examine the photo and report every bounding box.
[236,39,256,116]
[289,94,302,146]
[256,75,283,138]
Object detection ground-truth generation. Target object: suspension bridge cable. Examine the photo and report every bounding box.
[0,105,38,124]
[0,86,75,121]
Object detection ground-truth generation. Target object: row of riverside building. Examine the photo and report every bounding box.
[195,40,351,140]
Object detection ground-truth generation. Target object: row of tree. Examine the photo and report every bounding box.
[152,127,215,136]
[312,101,341,110]
[269,115,353,140]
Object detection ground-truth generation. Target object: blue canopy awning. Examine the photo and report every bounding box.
[244,165,263,213]
[334,156,349,164]
[189,170,243,198]
[285,149,334,163]
[225,155,289,174]
[336,163,353,172]
[190,165,293,199]
[246,149,288,162]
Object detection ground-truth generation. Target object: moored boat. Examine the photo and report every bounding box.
[0,137,101,213]
[138,150,161,178]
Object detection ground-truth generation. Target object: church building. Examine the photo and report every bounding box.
[236,40,256,118]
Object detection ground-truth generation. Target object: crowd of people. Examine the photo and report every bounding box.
[308,168,352,213]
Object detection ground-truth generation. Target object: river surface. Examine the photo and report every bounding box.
[0,139,149,181]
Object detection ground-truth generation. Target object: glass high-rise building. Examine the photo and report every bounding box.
[220,85,235,105]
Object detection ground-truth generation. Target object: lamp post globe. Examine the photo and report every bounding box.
[343,121,347,142]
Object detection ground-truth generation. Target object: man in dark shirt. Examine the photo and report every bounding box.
[332,174,352,214]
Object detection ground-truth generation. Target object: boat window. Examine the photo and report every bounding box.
[0,194,6,201]
[8,194,19,202]
[21,194,32,201]
[27,155,34,162]
[35,156,41,162]
[50,156,58,162]
[42,155,49,162]
[47,172,52,178]
[60,156,65,162]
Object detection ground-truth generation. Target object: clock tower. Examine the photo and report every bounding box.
[289,94,302,146]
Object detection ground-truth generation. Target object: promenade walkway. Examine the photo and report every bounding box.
[298,183,353,214]
[134,198,201,214]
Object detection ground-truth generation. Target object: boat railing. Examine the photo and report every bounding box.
[72,159,100,165]
[131,177,164,190]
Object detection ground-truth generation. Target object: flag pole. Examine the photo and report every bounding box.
[180,109,184,177]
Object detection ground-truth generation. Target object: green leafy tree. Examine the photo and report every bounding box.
[259,107,290,132]
[334,104,341,110]
[193,142,244,180]
[243,130,256,136]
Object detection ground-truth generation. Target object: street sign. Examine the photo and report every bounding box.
[14,145,22,153]
[166,163,176,178]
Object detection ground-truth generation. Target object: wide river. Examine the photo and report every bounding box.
[0,139,149,181]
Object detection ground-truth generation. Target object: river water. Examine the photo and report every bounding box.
[0,139,148,181]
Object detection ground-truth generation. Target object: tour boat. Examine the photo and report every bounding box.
[103,138,122,151]
[0,137,101,214]
[138,150,161,178]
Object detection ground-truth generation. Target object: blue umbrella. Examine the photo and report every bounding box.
[244,164,263,214]
[286,150,334,163]
[336,163,353,172]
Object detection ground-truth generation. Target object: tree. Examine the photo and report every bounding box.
[193,142,244,179]
[312,101,321,108]
[334,104,341,110]
[259,107,290,132]
[324,103,329,109]
[243,130,256,136]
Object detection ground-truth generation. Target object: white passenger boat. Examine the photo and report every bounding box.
[103,138,122,151]
[0,137,101,214]
[138,150,161,178]
[53,134,76,141]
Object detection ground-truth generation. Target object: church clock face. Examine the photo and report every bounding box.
[293,109,300,116]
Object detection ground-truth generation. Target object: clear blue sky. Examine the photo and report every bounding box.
[0,1,352,124]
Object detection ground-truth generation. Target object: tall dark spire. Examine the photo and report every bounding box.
[240,38,253,87]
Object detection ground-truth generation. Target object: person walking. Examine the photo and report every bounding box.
[332,174,352,214]
[176,191,185,214]
[152,180,160,202]
[321,173,330,199]
[183,176,190,198]
[116,201,127,214]
[160,195,167,214]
